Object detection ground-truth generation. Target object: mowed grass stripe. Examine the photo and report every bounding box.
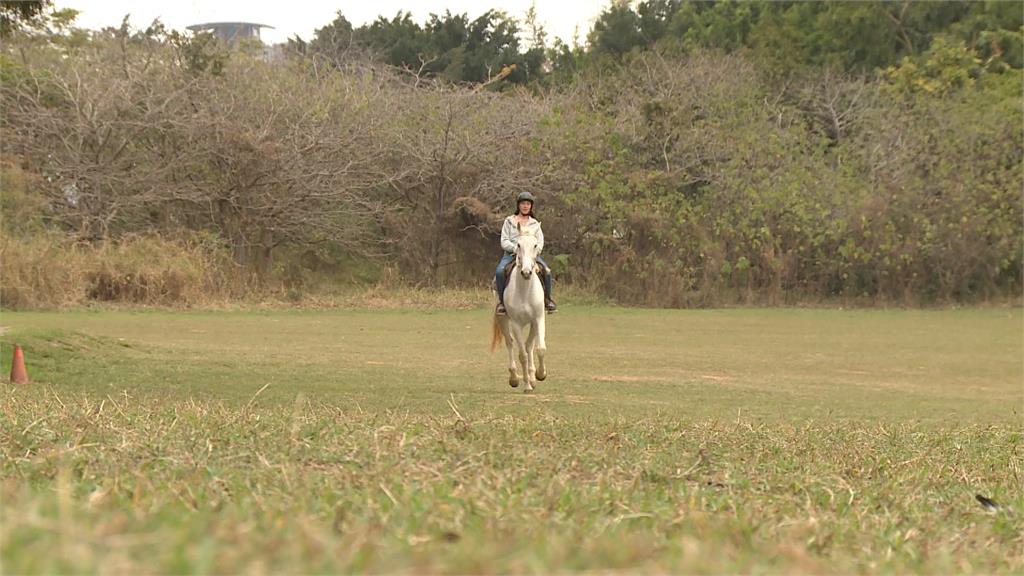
[1,308,1019,421]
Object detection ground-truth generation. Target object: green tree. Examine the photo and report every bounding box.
[588,1,645,57]
[358,12,427,71]
[309,10,541,86]
[0,0,48,37]
[309,11,358,61]
[667,0,762,54]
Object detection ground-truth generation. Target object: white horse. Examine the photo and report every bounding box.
[491,226,547,392]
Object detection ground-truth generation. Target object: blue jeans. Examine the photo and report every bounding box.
[496,253,552,303]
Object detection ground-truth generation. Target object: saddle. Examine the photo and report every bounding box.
[492,260,546,293]
[494,258,557,313]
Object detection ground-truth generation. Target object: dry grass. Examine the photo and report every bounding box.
[0,233,610,311]
[0,232,245,309]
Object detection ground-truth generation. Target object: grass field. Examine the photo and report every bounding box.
[1,306,1021,573]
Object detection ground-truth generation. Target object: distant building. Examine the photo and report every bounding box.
[186,22,273,45]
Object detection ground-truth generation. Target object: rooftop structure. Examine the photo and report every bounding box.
[186,22,273,44]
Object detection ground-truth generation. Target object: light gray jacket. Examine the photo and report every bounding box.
[501,215,544,255]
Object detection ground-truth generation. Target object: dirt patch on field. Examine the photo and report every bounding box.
[695,373,732,382]
[835,368,871,376]
[591,372,734,383]
[512,394,592,404]
[591,375,672,383]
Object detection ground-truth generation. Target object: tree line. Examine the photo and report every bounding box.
[303,1,1022,83]
[1,1,1021,306]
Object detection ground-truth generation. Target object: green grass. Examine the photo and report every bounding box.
[1,307,1021,573]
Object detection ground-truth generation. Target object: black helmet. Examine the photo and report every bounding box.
[516,192,536,205]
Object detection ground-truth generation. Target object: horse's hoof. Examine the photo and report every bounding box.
[524,387,534,394]
[535,372,546,382]
[509,379,519,388]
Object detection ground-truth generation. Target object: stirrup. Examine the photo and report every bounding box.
[545,299,558,313]
[496,303,507,316]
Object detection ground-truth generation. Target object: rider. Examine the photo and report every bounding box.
[495,192,557,315]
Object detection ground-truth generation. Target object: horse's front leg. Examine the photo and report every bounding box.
[534,317,547,382]
[509,323,528,389]
[505,323,519,388]
[522,324,537,393]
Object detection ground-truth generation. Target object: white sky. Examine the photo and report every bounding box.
[56,0,614,47]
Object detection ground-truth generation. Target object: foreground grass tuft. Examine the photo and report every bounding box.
[2,388,1020,573]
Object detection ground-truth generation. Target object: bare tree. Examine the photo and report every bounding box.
[378,81,555,284]
[171,56,393,280]
[793,68,876,145]
[2,27,395,283]
[1,28,198,240]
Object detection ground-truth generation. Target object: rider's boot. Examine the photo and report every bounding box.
[541,269,557,313]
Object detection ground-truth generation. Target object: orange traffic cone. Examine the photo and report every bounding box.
[10,344,28,384]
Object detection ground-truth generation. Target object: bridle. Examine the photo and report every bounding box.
[515,232,538,278]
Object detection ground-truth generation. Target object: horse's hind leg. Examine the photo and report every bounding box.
[534,318,547,382]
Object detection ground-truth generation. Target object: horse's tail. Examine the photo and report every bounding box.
[490,313,503,352]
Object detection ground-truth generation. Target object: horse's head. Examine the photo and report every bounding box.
[515,224,539,279]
